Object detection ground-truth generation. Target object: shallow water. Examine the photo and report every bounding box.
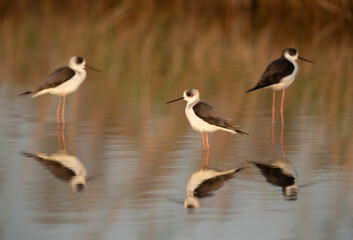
[1,64,353,240]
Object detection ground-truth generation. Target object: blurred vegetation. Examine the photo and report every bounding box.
[1,0,352,39]
[1,0,351,109]
[1,0,352,62]
[1,0,352,75]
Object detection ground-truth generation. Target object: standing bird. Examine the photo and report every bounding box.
[246,48,314,124]
[19,56,100,123]
[166,89,248,151]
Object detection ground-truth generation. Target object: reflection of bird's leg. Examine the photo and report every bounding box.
[280,88,285,125]
[205,133,210,151]
[57,122,62,148]
[201,151,205,169]
[62,123,66,151]
[272,90,275,124]
[56,123,67,151]
[281,124,286,162]
[205,150,209,168]
[62,95,66,124]
[201,132,206,152]
[272,123,276,160]
[57,97,62,123]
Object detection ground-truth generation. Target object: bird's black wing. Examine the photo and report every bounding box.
[22,152,76,181]
[193,101,248,135]
[252,162,295,187]
[194,176,226,198]
[36,66,76,91]
[19,66,76,96]
[246,58,294,92]
[36,159,76,181]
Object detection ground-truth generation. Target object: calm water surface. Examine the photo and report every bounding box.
[1,55,353,240]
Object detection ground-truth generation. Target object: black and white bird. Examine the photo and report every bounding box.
[19,56,100,123]
[167,89,248,151]
[246,48,314,124]
[249,160,298,200]
[184,167,245,208]
[22,151,87,192]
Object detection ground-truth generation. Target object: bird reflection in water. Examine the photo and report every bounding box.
[184,151,245,208]
[249,125,298,200]
[22,124,87,192]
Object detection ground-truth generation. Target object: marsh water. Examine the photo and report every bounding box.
[1,3,353,240]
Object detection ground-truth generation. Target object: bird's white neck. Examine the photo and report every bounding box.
[186,98,199,110]
[70,66,86,80]
[284,52,298,62]
[71,65,86,73]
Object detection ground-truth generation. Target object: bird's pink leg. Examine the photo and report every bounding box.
[57,97,62,123]
[205,133,210,151]
[272,90,275,124]
[201,132,206,152]
[62,95,66,124]
[280,88,285,125]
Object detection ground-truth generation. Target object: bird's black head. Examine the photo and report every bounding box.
[76,183,85,192]
[166,89,200,104]
[282,48,314,63]
[183,89,200,103]
[282,48,298,57]
[185,89,194,97]
[75,56,84,65]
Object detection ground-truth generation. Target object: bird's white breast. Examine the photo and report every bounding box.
[35,152,87,177]
[50,70,87,96]
[185,104,223,133]
[270,60,298,91]
[186,169,237,197]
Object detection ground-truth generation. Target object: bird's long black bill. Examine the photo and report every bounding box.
[298,56,315,63]
[86,65,102,72]
[167,198,184,205]
[166,97,184,104]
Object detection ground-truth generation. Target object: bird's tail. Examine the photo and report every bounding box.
[235,166,248,173]
[21,151,36,158]
[224,166,248,179]
[235,128,249,136]
[18,91,33,96]
[245,86,260,93]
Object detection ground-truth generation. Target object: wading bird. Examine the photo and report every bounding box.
[167,89,248,151]
[19,56,100,123]
[246,48,314,124]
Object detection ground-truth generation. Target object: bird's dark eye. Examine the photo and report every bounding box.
[76,57,84,64]
[289,49,297,56]
[186,91,193,97]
